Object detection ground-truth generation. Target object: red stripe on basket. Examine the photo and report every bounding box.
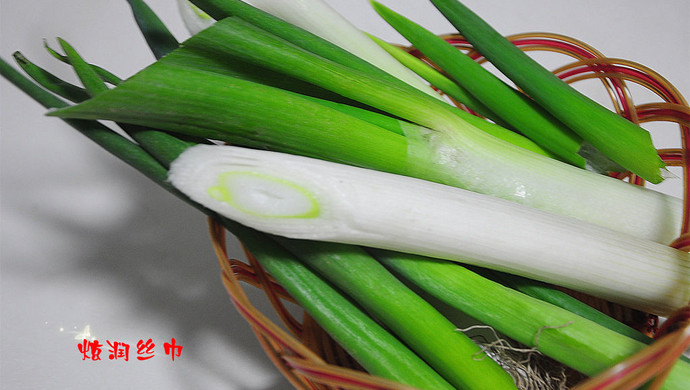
[223,274,298,353]
[588,348,669,390]
[444,36,599,60]
[637,107,690,124]
[511,38,598,59]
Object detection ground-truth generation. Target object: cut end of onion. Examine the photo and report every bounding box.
[168,144,342,239]
[207,171,320,219]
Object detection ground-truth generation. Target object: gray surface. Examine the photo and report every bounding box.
[1,1,688,389]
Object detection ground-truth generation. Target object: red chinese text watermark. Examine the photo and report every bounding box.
[78,338,182,362]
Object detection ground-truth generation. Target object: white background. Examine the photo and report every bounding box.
[1,1,688,389]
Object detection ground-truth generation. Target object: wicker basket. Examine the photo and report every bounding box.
[208,33,690,389]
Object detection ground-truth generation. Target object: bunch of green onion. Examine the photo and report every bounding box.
[3,0,689,388]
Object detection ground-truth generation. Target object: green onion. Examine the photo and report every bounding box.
[57,38,109,97]
[118,5,206,168]
[187,0,423,92]
[167,144,690,316]
[371,1,589,168]
[300,89,549,158]
[49,62,412,173]
[483,270,653,344]
[371,250,690,389]
[366,33,557,157]
[12,51,90,102]
[42,40,122,85]
[243,0,441,98]
[296,96,410,136]
[52,37,199,169]
[276,239,518,389]
[225,222,458,390]
[126,0,179,59]
[429,0,666,183]
[179,16,550,155]
[48,17,683,244]
[366,33,505,125]
[0,57,175,190]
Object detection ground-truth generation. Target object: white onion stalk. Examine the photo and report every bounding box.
[244,0,441,98]
[177,0,215,35]
[169,144,690,316]
[412,128,683,246]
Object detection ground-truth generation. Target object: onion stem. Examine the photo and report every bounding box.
[167,145,690,316]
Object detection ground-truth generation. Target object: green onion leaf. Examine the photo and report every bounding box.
[188,0,419,91]
[43,39,122,85]
[429,0,666,183]
[373,250,690,388]
[57,38,108,97]
[366,33,505,124]
[226,221,458,390]
[126,0,180,59]
[244,0,441,97]
[12,51,90,102]
[371,1,586,168]
[277,239,518,389]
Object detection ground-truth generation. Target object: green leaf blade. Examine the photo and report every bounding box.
[371,1,585,167]
[48,62,411,175]
[429,0,666,183]
[126,0,179,59]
